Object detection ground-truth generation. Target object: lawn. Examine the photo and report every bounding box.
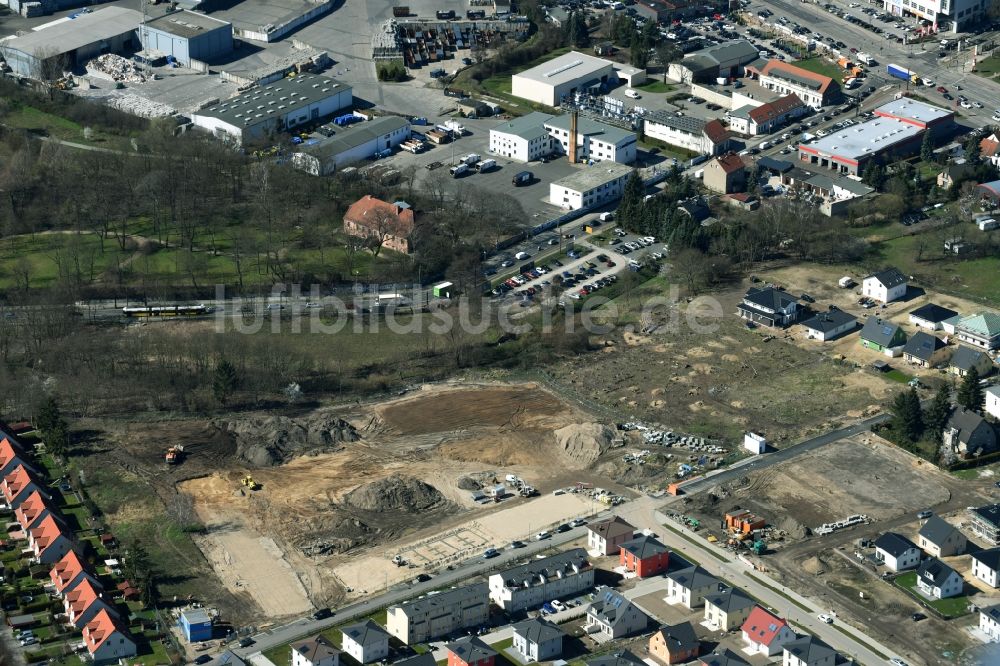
[792,57,846,83]
[894,571,970,618]
[883,369,911,384]
[974,55,1000,79]
[261,609,389,666]
[636,79,675,94]
[3,105,137,150]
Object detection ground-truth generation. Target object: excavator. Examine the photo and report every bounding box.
[240,475,260,491]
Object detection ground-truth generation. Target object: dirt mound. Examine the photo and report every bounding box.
[778,515,808,540]
[802,555,827,575]
[215,412,360,467]
[554,423,617,468]
[345,475,446,513]
[457,476,482,491]
[295,513,376,556]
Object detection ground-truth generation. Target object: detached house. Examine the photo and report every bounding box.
[989,385,1000,420]
[50,550,99,597]
[800,309,857,341]
[860,317,907,356]
[512,618,563,662]
[703,587,755,631]
[619,534,670,577]
[704,153,746,194]
[971,504,1000,546]
[64,578,117,629]
[980,604,1000,642]
[916,558,963,599]
[82,609,136,665]
[586,650,646,666]
[737,287,800,328]
[873,532,921,572]
[587,517,635,556]
[446,636,496,666]
[918,515,967,558]
[943,408,998,458]
[782,636,839,666]
[341,620,390,664]
[740,606,794,656]
[586,586,649,639]
[292,636,340,666]
[734,94,807,136]
[489,549,593,612]
[28,514,74,565]
[343,196,415,255]
[972,548,1000,587]
[862,268,907,303]
[1,464,51,510]
[664,565,721,609]
[954,312,1000,350]
[949,346,994,378]
[699,650,750,666]
[649,622,700,665]
[902,331,949,368]
[909,304,958,331]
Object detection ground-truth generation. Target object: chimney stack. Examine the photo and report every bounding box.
[569,110,578,164]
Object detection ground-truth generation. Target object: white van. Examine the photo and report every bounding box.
[598,212,614,222]
[624,88,639,99]
[449,163,469,177]
[514,251,530,260]
[760,140,771,150]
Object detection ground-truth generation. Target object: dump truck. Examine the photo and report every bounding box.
[165,445,184,465]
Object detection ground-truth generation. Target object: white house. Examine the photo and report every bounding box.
[743,433,766,455]
[972,548,1000,588]
[642,112,731,156]
[587,516,635,556]
[586,586,649,639]
[703,587,755,631]
[741,606,795,656]
[918,515,967,558]
[737,287,800,328]
[782,636,838,666]
[511,618,563,662]
[82,609,136,665]
[862,268,908,304]
[980,604,1000,641]
[873,532,921,572]
[916,558,963,600]
[292,635,340,666]
[799,309,857,341]
[987,386,1000,420]
[664,565,720,609]
[489,549,594,612]
[489,112,555,162]
[908,304,958,331]
[549,164,632,211]
[340,620,389,664]
[757,60,839,109]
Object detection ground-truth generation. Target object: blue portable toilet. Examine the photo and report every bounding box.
[179,609,213,642]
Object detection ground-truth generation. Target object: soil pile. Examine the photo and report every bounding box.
[802,555,827,575]
[555,423,617,468]
[777,515,808,540]
[216,412,360,467]
[345,475,447,513]
[295,513,376,557]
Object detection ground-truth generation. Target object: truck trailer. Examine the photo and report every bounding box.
[886,63,918,83]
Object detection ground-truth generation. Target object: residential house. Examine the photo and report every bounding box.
[862,268,908,303]
[943,408,998,458]
[586,650,646,666]
[586,586,649,639]
[394,656,436,666]
[511,618,563,662]
[971,548,1000,587]
[649,622,700,665]
[949,345,994,378]
[82,609,136,665]
[980,604,1000,641]
[859,317,907,356]
[978,179,1000,202]
[737,287,799,328]
[936,163,974,190]
[909,304,958,331]
[703,587,755,631]
[699,650,750,666]
[988,385,1000,420]
[446,636,496,666]
[902,331,949,368]
[386,582,489,644]
[703,153,746,194]
[730,94,807,136]
[50,550,100,597]
[64,578,117,629]
[489,548,594,612]
[179,608,213,643]
[28,514,74,564]
[954,312,1000,350]
[873,532,921,572]
[741,606,794,656]
[588,517,635,556]
[292,635,340,666]
[800,309,857,341]
[918,515,967,557]
[916,558,963,599]
[340,620,390,664]
[970,504,1000,545]
[981,133,1000,167]
[664,565,721,609]
[343,196,415,255]
[757,60,839,108]
[782,636,838,666]
[619,534,670,577]
[1,464,51,509]
[0,436,37,479]
[15,490,63,532]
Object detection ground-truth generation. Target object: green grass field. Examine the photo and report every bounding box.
[894,571,970,618]
[3,106,138,150]
[636,80,675,93]
[974,55,1000,79]
[793,57,846,83]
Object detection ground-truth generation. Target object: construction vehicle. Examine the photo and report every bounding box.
[392,555,407,566]
[165,445,184,465]
[751,539,767,555]
[240,475,260,490]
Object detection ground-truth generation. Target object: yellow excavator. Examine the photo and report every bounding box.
[240,475,260,491]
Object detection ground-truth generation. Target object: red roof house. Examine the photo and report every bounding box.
[0,436,36,478]
[15,490,63,532]
[343,196,415,255]
[446,636,496,666]
[51,549,100,596]
[740,606,795,656]
[28,514,74,565]
[1,464,49,509]
[82,609,137,664]
[65,578,118,629]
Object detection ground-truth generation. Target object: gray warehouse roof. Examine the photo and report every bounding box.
[196,73,351,128]
[491,111,554,141]
[303,116,409,160]
[514,50,614,86]
[1,7,142,58]
[143,10,231,39]
[552,163,632,193]
[544,114,635,145]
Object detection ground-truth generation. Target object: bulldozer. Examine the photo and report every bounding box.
[240,475,260,491]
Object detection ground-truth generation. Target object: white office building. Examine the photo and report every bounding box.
[543,115,636,164]
[549,164,632,211]
[489,112,555,162]
[884,0,986,33]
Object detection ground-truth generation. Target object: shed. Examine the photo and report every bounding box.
[743,433,766,455]
[7,614,35,629]
[433,282,454,298]
[179,608,213,642]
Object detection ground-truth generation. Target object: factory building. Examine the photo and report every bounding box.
[139,10,233,67]
[549,164,633,211]
[0,7,142,79]
[291,116,411,175]
[191,74,353,145]
[512,51,616,107]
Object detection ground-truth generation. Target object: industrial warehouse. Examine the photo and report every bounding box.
[510,51,619,107]
[138,10,234,67]
[291,116,412,176]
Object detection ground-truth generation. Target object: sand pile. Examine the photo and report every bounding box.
[554,423,617,468]
[345,475,447,513]
[802,555,827,575]
[216,412,359,467]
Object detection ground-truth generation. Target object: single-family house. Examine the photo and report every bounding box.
[954,312,1000,351]
[292,635,340,666]
[981,133,1000,167]
[14,490,64,532]
[28,514,75,564]
[386,582,489,644]
[179,608,213,643]
[943,408,998,458]
[949,345,994,378]
[740,606,794,656]
[82,609,136,665]
[512,618,563,662]
[490,549,594,612]
[862,268,908,303]
[980,604,1000,641]
[781,636,838,666]
[340,620,390,664]
[873,532,921,572]
[1,464,51,510]
[65,578,117,629]
[909,304,958,331]
[50,550,99,597]
[937,163,974,190]
[586,586,649,639]
[703,587,755,631]
[704,153,746,194]
[918,515,967,558]
[800,309,857,341]
[902,331,949,368]
[737,287,800,328]
[664,565,721,609]
[859,317,907,356]
[343,196,415,255]
[394,655,436,666]
[916,557,963,599]
[619,534,670,577]
[587,516,635,556]
[972,548,1000,588]
[649,622,700,665]
[989,385,1000,420]
[446,636,496,666]
[699,650,750,666]
[586,649,646,666]
[971,504,1000,545]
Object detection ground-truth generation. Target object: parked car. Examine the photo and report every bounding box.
[482,548,499,559]
[239,638,255,648]
[195,656,214,664]
[312,608,333,620]
[556,523,572,533]
[510,540,525,549]
[917,510,933,520]
[550,600,567,612]
[535,531,551,541]
[818,614,834,624]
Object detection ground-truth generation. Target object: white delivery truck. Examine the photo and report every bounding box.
[476,158,496,172]
[449,163,469,177]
